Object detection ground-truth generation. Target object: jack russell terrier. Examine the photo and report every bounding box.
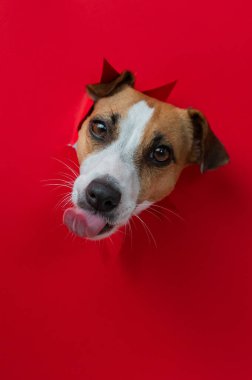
[63,71,229,239]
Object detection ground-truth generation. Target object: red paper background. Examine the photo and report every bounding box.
[0,1,251,379]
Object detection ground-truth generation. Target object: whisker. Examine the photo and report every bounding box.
[51,157,78,178]
[41,177,74,187]
[123,224,127,244]
[130,216,137,230]
[58,171,77,181]
[41,177,73,183]
[43,183,73,190]
[150,203,185,222]
[133,214,157,248]
[41,179,74,187]
[116,228,126,236]
[66,157,80,172]
[55,193,72,210]
[147,207,172,223]
[126,219,133,249]
[108,236,115,247]
[143,208,162,221]
[58,195,72,210]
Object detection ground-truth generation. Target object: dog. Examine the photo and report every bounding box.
[63,71,229,239]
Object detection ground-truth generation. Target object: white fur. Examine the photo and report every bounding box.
[134,201,153,215]
[73,101,154,230]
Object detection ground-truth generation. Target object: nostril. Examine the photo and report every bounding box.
[104,200,113,208]
[89,191,96,199]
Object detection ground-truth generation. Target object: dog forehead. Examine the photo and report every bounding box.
[88,86,191,158]
[140,102,188,147]
[118,100,155,151]
[93,87,178,133]
[93,86,147,116]
[92,88,156,152]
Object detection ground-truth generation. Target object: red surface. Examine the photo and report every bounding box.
[0,1,251,379]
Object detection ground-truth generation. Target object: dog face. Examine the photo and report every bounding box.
[63,71,229,239]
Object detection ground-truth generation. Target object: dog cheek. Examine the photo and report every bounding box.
[72,175,89,205]
[126,167,140,201]
[137,168,153,203]
[72,188,78,204]
[134,200,153,215]
[138,166,179,204]
[76,127,94,165]
[100,162,139,224]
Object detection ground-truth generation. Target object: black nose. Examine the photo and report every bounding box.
[86,179,121,212]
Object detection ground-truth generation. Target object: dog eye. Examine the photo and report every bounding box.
[90,120,108,140]
[150,145,171,164]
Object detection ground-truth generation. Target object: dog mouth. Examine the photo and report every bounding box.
[63,207,114,239]
[98,222,113,235]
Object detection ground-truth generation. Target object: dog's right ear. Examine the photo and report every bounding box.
[86,70,135,101]
[187,108,230,173]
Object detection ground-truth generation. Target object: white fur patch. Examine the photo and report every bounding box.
[134,201,153,215]
[73,100,154,227]
[117,100,155,157]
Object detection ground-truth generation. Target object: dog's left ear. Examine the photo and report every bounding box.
[86,70,135,101]
[188,108,230,173]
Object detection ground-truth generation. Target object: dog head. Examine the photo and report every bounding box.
[63,71,229,239]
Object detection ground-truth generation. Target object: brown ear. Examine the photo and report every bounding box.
[188,108,230,173]
[86,70,135,101]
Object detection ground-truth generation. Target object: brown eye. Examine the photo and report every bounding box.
[90,120,108,140]
[151,145,171,163]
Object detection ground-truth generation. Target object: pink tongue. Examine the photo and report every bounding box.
[63,207,107,238]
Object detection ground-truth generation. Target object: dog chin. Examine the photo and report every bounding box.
[89,213,134,240]
[89,224,119,240]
